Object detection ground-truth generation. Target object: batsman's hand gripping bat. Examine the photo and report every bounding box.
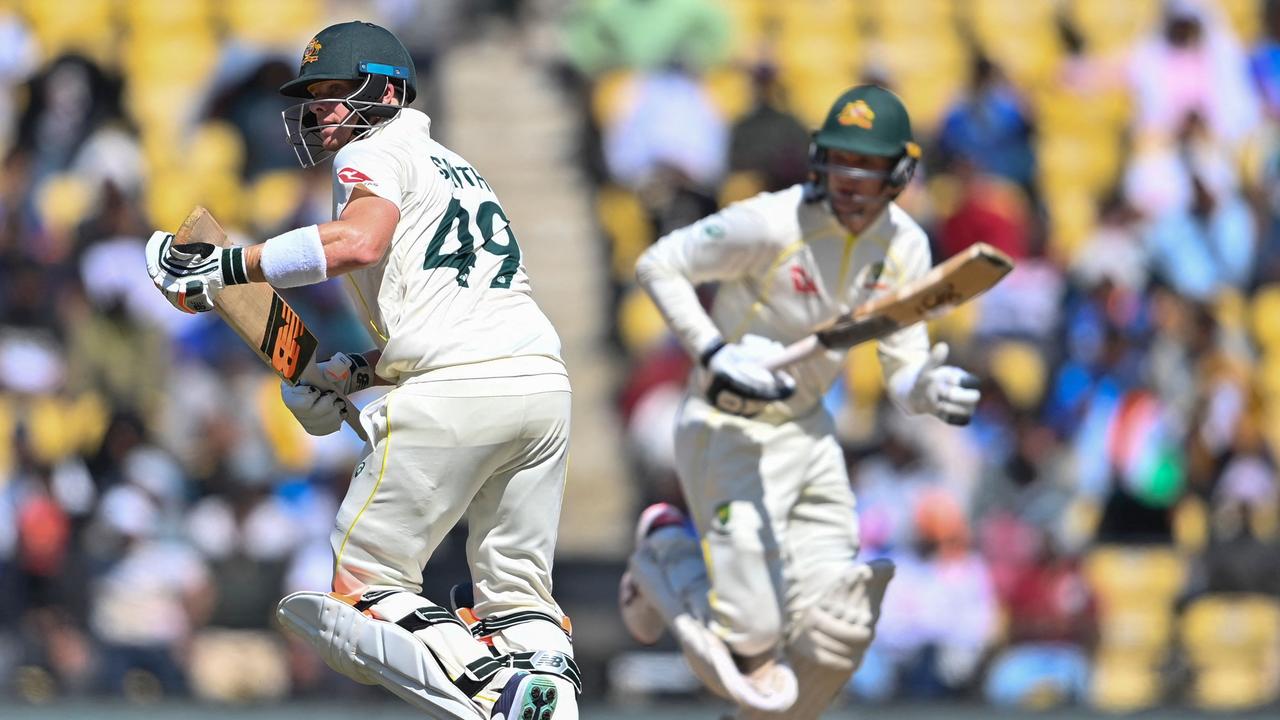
[764,242,1014,371]
[173,207,369,442]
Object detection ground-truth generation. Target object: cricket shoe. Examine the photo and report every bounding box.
[619,502,687,645]
[490,671,559,720]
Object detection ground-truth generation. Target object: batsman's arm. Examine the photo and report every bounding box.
[635,201,782,360]
[873,229,933,408]
[243,189,399,284]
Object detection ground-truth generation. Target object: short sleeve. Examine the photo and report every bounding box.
[332,141,405,214]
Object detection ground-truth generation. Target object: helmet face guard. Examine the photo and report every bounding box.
[809,141,920,209]
[281,71,405,168]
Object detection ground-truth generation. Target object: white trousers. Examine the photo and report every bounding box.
[332,375,571,622]
[673,394,860,657]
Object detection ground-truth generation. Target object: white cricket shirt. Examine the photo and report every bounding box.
[329,109,567,386]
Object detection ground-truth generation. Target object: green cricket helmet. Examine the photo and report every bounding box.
[810,85,921,191]
[279,21,417,167]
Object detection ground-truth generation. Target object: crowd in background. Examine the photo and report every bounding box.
[1,0,1279,714]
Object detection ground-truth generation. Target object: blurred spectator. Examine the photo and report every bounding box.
[603,67,728,191]
[726,62,810,192]
[1128,0,1260,147]
[938,55,1036,193]
[852,417,940,556]
[936,159,1034,262]
[13,55,126,189]
[184,481,296,702]
[983,529,1096,708]
[1126,112,1256,301]
[88,484,211,697]
[1193,452,1280,596]
[205,58,302,178]
[0,9,37,152]
[1249,0,1280,119]
[562,0,731,77]
[855,490,998,700]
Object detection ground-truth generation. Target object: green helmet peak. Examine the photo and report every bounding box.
[279,21,417,103]
[814,85,917,159]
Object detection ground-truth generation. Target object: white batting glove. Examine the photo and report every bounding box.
[701,334,796,417]
[280,383,348,436]
[145,231,250,314]
[905,343,981,426]
[316,352,375,396]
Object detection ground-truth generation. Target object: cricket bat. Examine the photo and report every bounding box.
[764,242,1014,371]
[174,207,369,442]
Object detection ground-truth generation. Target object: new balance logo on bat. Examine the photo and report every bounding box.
[261,294,318,383]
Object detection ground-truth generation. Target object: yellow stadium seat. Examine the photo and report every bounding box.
[618,286,668,355]
[1068,0,1162,55]
[1217,0,1263,43]
[120,0,213,34]
[596,185,654,282]
[718,170,764,207]
[200,172,246,232]
[1090,653,1162,711]
[702,67,753,123]
[220,0,317,49]
[0,394,12,478]
[1043,188,1096,264]
[257,376,312,472]
[590,70,637,128]
[987,341,1046,410]
[1083,545,1187,603]
[1096,602,1174,661]
[146,170,203,233]
[1250,285,1280,351]
[1172,495,1209,553]
[190,121,247,176]
[121,32,219,85]
[20,0,114,63]
[1181,595,1280,710]
[1084,545,1183,711]
[846,341,884,406]
[249,171,306,234]
[36,174,95,235]
[862,0,957,37]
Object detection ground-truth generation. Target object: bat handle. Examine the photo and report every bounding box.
[763,335,822,372]
[342,400,370,443]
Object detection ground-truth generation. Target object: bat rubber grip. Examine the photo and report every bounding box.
[763,335,822,372]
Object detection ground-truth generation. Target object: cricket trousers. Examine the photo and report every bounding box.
[672,394,861,658]
[331,370,572,624]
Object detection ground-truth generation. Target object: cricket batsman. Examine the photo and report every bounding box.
[620,85,983,718]
[145,21,579,720]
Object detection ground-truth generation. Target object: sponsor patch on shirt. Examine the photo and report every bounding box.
[337,166,373,184]
[791,264,818,295]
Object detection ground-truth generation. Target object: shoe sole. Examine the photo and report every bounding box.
[512,675,558,720]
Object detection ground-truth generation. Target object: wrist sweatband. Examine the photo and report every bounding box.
[259,225,326,288]
[699,339,727,368]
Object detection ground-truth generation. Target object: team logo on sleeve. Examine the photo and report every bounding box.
[337,167,373,184]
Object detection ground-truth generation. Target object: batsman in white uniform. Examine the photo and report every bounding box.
[620,85,983,718]
[145,21,578,720]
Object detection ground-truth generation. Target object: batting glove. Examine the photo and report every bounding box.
[702,334,796,417]
[905,343,981,426]
[316,352,375,396]
[280,383,348,436]
[145,231,250,314]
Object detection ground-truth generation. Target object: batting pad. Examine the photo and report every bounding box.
[277,591,485,720]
